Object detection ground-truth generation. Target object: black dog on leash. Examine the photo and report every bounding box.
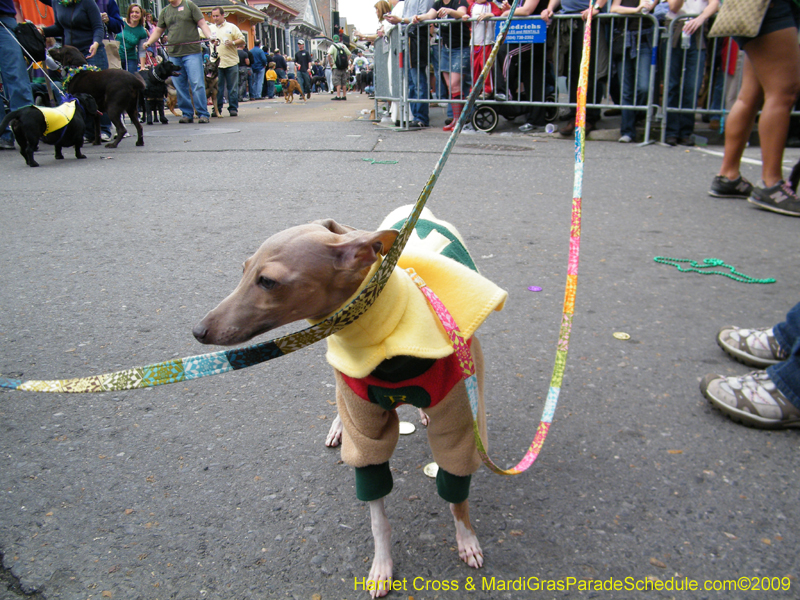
[0,93,99,167]
[49,45,144,149]
[140,60,181,125]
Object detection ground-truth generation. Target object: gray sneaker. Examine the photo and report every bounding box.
[748,180,800,216]
[708,175,753,198]
[701,370,800,429]
[717,326,789,368]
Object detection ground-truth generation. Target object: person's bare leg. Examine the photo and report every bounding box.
[718,56,763,181]
[744,28,800,186]
[720,28,800,185]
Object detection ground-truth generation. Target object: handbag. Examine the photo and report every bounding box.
[708,0,771,38]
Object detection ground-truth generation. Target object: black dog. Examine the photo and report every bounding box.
[140,60,181,125]
[790,159,800,192]
[0,93,99,167]
[49,45,144,149]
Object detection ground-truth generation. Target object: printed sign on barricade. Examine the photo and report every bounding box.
[496,19,546,43]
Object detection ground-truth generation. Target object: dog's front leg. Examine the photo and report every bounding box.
[367,498,393,598]
[325,414,343,447]
[451,500,483,568]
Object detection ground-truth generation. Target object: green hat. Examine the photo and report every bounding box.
[333,35,340,42]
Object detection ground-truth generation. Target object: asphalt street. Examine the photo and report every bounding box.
[1,92,799,600]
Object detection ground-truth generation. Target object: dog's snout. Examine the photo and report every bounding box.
[192,323,209,342]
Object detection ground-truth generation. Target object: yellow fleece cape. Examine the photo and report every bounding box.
[320,241,507,379]
[34,101,77,136]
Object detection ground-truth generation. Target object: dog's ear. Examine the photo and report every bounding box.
[314,218,355,235]
[331,229,400,271]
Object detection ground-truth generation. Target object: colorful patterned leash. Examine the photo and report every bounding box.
[0,1,524,395]
[407,5,595,475]
[653,257,775,284]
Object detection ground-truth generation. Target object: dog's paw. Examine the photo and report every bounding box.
[418,409,430,427]
[325,414,343,448]
[136,140,144,147]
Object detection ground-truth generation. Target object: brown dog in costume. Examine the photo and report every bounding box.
[193,206,506,596]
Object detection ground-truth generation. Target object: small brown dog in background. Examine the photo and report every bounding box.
[280,78,304,103]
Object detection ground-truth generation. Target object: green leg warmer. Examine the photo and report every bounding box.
[436,467,471,504]
[355,462,393,502]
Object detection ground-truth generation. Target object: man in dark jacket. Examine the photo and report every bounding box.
[250,39,268,98]
[293,39,312,99]
[271,48,287,79]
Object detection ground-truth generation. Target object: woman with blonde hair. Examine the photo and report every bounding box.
[355,1,394,43]
[355,0,410,125]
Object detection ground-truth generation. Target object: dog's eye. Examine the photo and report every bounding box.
[258,276,278,291]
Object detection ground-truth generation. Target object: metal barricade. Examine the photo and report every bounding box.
[660,15,739,144]
[376,13,661,139]
[372,24,404,125]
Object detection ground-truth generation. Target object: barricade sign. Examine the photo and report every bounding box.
[497,19,546,43]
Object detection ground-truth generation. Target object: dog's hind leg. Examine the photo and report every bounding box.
[367,499,393,598]
[130,108,144,146]
[12,124,37,167]
[54,144,64,160]
[74,138,87,160]
[104,111,127,148]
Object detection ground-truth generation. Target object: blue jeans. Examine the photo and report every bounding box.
[768,302,800,409]
[251,67,265,98]
[297,71,311,95]
[407,62,429,126]
[0,15,34,144]
[87,43,113,136]
[266,80,275,98]
[666,37,704,139]
[620,34,653,138]
[121,54,139,74]
[169,52,210,119]
[218,65,239,112]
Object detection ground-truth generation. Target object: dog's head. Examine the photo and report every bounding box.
[192,220,399,346]
[155,60,181,79]
[205,58,219,79]
[279,79,289,87]
[73,93,99,118]
[49,45,88,68]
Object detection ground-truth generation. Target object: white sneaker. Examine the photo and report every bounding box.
[618,134,633,143]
